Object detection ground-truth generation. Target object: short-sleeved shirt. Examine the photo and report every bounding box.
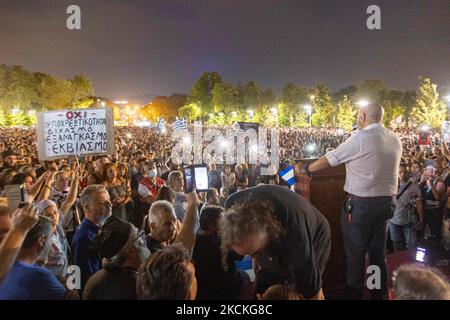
[224,184,331,299]
[221,172,235,189]
[45,225,69,278]
[325,123,402,197]
[0,260,65,300]
[391,181,421,225]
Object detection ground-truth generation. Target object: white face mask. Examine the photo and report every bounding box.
[147,169,157,178]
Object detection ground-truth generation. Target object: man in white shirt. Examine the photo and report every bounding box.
[300,103,402,300]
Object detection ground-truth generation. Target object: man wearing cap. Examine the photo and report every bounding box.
[1,150,17,173]
[83,216,150,300]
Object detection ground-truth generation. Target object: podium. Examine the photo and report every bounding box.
[294,159,346,293]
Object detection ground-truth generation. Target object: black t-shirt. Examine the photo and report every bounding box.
[192,233,243,300]
[224,184,331,299]
[160,170,171,182]
[146,236,166,254]
[82,268,138,300]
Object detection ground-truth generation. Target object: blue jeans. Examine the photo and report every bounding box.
[388,222,417,249]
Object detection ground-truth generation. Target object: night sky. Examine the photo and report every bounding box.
[1,0,449,99]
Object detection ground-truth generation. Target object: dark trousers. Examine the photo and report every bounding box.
[423,208,443,241]
[340,196,392,300]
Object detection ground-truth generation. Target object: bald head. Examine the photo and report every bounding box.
[357,103,384,129]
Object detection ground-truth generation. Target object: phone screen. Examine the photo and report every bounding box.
[194,166,209,191]
[184,166,194,193]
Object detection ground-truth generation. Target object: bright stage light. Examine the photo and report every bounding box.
[303,105,312,114]
[306,143,317,153]
[357,99,369,107]
[183,136,191,144]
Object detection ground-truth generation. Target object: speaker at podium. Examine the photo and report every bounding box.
[293,159,346,294]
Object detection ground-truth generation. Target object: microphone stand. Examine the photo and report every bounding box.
[393,197,417,250]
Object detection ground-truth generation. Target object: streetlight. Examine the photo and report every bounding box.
[248,110,254,118]
[303,104,312,127]
[270,107,278,115]
[357,99,369,107]
[231,111,237,117]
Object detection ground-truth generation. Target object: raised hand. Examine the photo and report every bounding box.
[12,204,39,234]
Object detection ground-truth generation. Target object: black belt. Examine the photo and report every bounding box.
[347,193,392,200]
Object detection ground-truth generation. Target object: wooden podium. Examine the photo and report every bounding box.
[294,159,347,293]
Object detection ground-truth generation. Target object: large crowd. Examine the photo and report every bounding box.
[0,124,449,300]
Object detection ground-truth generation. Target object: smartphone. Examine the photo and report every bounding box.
[193,165,209,191]
[184,166,194,193]
[183,165,209,193]
[18,184,29,208]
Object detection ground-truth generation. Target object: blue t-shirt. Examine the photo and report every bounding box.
[0,260,65,300]
[71,218,101,287]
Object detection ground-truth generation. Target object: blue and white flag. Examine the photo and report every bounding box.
[171,118,188,133]
[279,165,295,189]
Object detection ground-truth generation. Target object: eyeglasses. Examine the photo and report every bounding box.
[130,230,148,245]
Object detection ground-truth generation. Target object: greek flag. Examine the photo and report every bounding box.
[279,165,295,188]
[156,117,165,133]
[171,118,188,133]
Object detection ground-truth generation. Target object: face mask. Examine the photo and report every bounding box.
[147,169,157,178]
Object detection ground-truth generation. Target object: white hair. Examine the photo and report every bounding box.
[80,184,108,209]
[148,200,175,225]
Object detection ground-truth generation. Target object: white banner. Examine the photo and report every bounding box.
[36,108,115,160]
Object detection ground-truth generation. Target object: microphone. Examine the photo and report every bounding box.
[343,126,358,136]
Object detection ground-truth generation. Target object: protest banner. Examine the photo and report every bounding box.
[36,108,115,160]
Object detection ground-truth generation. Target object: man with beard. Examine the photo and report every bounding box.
[0,150,17,173]
[83,216,150,300]
[0,215,66,300]
[71,184,112,288]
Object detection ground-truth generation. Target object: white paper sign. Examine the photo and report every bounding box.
[36,108,115,160]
